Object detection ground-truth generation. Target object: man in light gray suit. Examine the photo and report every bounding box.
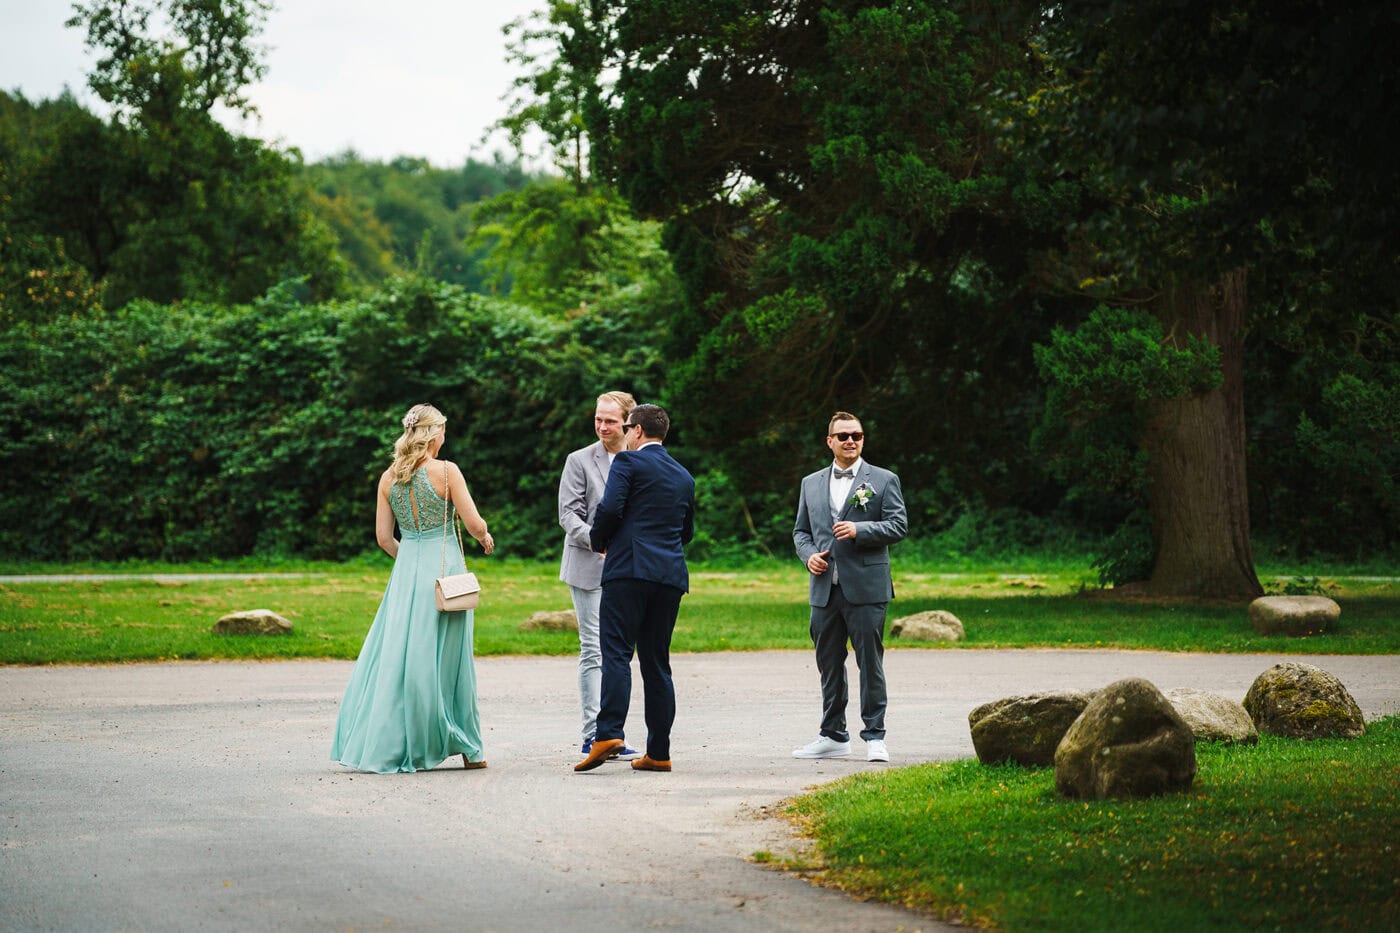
[559,390,639,758]
[792,411,908,763]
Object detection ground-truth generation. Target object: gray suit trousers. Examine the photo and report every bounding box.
[810,583,887,743]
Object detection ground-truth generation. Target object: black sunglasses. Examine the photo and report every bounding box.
[621,422,639,431]
[830,432,864,442]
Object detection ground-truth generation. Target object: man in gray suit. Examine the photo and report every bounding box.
[792,411,908,763]
[558,390,639,758]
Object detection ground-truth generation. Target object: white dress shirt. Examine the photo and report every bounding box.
[830,458,863,514]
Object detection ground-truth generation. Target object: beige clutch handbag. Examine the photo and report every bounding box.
[433,463,481,613]
[435,571,480,612]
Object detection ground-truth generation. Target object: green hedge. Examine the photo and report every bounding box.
[0,276,666,561]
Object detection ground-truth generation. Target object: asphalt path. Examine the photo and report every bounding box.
[3,650,1397,932]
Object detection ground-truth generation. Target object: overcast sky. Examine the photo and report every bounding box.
[0,0,548,166]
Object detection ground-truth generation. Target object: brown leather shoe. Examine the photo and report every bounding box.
[461,755,487,770]
[631,755,671,772]
[574,738,623,772]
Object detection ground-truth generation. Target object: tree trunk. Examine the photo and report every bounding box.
[1141,269,1263,600]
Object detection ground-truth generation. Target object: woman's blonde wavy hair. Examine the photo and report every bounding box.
[390,404,447,484]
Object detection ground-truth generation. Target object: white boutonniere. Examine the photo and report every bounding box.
[850,483,874,511]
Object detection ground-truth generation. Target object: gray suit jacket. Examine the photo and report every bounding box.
[793,461,908,607]
[558,440,612,589]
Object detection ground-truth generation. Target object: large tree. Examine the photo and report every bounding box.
[1026,0,1400,597]
[556,0,1075,535]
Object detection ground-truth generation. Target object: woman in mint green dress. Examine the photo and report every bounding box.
[332,404,495,773]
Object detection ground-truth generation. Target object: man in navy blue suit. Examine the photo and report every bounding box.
[574,404,695,773]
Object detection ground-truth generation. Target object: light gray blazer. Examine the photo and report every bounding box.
[558,440,612,589]
[793,461,908,607]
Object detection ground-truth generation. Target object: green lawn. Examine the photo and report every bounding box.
[783,718,1400,930]
[1,558,1396,663]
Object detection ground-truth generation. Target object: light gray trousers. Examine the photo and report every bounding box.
[569,584,603,743]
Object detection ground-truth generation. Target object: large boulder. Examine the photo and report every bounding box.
[212,609,292,635]
[1165,688,1258,745]
[1242,662,1365,739]
[1248,596,1340,637]
[1054,678,1196,799]
[518,609,579,633]
[889,610,964,642]
[969,691,1095,766]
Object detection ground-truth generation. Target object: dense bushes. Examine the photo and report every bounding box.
[0,276,665,561]
[2,272,1395,565]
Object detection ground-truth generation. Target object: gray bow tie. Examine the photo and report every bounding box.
[833,468,855,478]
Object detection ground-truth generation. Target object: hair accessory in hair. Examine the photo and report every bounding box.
[402,411,419,429]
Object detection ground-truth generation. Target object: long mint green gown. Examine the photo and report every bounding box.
[331,466,483,772]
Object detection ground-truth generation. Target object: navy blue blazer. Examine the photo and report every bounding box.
[590,443,696,593]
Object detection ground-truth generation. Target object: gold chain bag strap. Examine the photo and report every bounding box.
[434,462,481,612]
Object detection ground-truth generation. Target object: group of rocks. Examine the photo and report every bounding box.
[968,661,1367,799]
[212,608,583,635]
[887,594,1359,797]
[224,587,1342,642]
[891,594,1343,643]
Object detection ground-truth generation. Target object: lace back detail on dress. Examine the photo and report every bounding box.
[389,465,454,532]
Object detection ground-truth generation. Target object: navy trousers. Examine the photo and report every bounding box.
[595,577,685,760]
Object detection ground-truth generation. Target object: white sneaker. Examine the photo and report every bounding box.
[792,736,851,759]
[866,739,889,762]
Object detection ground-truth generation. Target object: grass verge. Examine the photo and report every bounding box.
[1,559,1397,663]
[782,717,1400,930]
